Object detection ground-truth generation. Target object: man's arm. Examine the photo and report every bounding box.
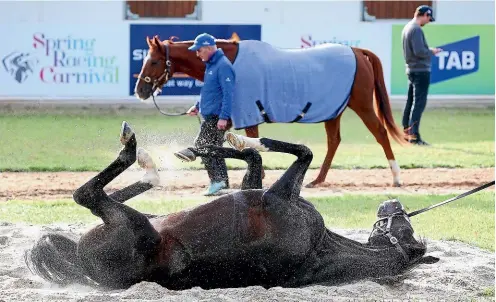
[410,28,431,58]
[218,64,235,121]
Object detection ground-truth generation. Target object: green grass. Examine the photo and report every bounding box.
[0,107,493,171]
[1,192,493,251]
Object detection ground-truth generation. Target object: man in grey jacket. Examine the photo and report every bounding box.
[401,5,442,145]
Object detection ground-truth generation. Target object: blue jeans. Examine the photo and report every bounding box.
[402,71,431,139]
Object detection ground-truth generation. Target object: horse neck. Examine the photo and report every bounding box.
[170,41,238,82]
[317,229,412,281]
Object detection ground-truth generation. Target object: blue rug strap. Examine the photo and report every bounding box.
[290,102,312,123]
[255,100,272,123]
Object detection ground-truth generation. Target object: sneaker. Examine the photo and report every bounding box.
[204,181,227,196]
[174,148,196,162]
[410,139,430,146]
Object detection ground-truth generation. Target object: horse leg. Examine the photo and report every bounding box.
[306,115,342,188]
[175,144,263,190]
[72,121,161,288]
[107,147,160,203]
[353,107,401,187]
[244,126,265,179]
[226,133,312,201]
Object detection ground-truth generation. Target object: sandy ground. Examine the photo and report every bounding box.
[0,167,494,202]
[0,222,494,301]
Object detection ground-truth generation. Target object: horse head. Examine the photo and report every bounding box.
[134,35,239,101]
[368,199,440,266]
[134,35,189,101]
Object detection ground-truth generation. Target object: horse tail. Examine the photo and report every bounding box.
[24,233,98,287]
[360,48,407,145]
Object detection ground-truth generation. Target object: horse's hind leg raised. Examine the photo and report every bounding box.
[226,133,313,201]
[175,144,263,190]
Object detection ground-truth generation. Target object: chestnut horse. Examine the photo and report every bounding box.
[134,36,407,188]
[25,121,436,290]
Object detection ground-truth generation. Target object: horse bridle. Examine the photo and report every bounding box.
[368,210,413,262]
[135,43,189,117]
[135,43,172,96]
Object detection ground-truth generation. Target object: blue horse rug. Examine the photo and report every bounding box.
[230,40,357,130]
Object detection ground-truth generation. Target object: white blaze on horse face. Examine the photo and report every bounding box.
[389,160,401,185]
[134,53,151,100]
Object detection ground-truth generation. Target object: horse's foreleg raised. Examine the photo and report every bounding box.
[306,116,342,188]
[244,126,265,179]
[107,148,160,203]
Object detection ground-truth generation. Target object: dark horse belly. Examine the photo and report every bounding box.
[149,190,320,290]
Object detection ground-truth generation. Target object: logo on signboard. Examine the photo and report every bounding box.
[2,51,39,83]
[300,35,361,48]
[1,32,119,85]
[431,36,479,84]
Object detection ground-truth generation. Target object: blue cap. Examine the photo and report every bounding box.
[416,5,435,22]
[188,33,216,51]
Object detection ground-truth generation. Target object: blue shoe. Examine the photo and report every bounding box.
[204,181,227,196]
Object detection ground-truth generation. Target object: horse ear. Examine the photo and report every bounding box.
[153,35,162,47]
[146,36,152,47]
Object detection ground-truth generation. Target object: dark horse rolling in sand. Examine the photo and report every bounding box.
[25,122,438,290]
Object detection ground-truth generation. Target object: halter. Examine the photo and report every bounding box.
[135,43,172,96]
[368,207,413,262]
[135,43,189,117]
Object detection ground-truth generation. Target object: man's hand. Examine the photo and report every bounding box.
[431,47,443,55]
[217,119,228,130]
[187,105,198,116]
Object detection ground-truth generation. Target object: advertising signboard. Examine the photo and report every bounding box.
[391,25,494,95]
[0,24,128,97]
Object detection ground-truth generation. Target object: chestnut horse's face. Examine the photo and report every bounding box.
[134,36,173,101]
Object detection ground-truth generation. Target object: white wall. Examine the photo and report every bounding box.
[435,0,495,24]
[1,1,493,25]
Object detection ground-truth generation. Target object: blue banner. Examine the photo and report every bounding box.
[430,36,480,84]
[129,24,262,96]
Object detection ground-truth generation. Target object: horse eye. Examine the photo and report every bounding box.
[151,60,159,66]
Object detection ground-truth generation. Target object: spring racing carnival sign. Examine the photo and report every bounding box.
[0,24,128,97]
[129,24,261,96]
[391,24,494,96]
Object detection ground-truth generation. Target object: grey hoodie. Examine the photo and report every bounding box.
[402,19,432,73]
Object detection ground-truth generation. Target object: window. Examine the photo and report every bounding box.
[362,1,433,21]
[125,0,201,20]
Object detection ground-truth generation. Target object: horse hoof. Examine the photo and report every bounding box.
[226,132,245,150]
[174,148,196,162]
[137,148,160,186]
[137,148,156,169]
[120,121,134,145]
[305,182,317,188]
[393,182,402,187]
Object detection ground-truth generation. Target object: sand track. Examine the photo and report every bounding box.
[0,167,493,201]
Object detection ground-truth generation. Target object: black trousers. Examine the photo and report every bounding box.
[402,71,431,139]
[194,115,229,186]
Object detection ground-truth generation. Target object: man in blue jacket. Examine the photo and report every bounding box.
[174,33,236,196]
[401,5,442,146]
